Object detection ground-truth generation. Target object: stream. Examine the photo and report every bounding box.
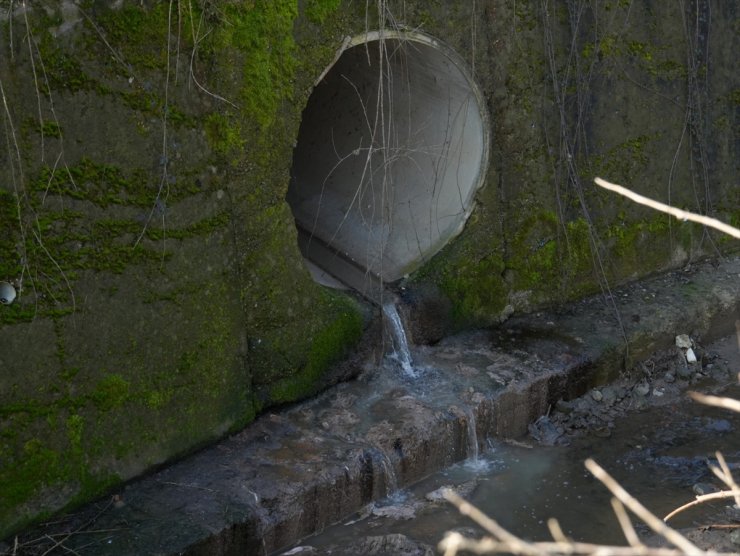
[280,334,740,554]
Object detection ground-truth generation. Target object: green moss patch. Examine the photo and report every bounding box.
[266,292,364,405]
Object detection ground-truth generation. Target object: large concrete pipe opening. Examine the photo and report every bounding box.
[287,31,490,302]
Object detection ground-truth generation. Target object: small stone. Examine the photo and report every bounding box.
[664,372,675,383]
[321,421,330,430]
[282,547,317,555]
[425,486,452,503]
[371,504,417,520]
[653,388,664,397]
[555,400,574,414]
[675,334,692,349]
[725,505,740,522]
[529,415,562,446]
[686,347,697,363]
[634,382,650,397]
[692,483,717,496]
[704,419,732,433]
[677,361,693,379]
[591,390,603,402]
[601,387,617,405]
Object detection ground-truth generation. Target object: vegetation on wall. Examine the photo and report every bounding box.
[416,0,734,328]
[0,0,358,540]
[0,0,735,543]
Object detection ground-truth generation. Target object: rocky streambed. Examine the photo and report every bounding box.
[284,333,740,555]
[2,257,740,556]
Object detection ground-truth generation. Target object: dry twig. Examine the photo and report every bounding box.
[440,492,739,556]
[710,452,740,508]
[664,489,740,522]
[594,178,740,239]
[611,497,646,549]
[585,459,703,555]
[688,392,740,413]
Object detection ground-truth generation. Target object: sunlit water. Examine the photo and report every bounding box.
[382,303,416,377]
[279,335,740,554]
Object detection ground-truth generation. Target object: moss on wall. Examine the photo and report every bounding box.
[0,0,737,541]
[0,0,362,539]
[409,0,737,326]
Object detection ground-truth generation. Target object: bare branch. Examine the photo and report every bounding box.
[664,489,740,522]
[594,177,740,240]
[689,392,740,413]
[584,459,703,555]
[441,485,740,556]
[611,497,645,549]
[546,518,567,544]
[443,489,540,555]
[438,533,720,556]
[710,452,740,507]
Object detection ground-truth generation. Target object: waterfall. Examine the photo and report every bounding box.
[382,303,415,377]
[464,407,479,462]
[376,449,399,496]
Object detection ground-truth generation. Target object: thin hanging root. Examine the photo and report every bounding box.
[594,177,740,239]
[136,0,175,248]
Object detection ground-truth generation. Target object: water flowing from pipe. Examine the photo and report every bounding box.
[382,303,415,377]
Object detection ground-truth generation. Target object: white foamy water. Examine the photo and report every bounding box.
[382,303,416,377]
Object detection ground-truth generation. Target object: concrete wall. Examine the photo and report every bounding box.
[0,0,736,540]
[409,1,738,328]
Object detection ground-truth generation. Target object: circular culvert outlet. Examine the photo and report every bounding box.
[287,31,489,300]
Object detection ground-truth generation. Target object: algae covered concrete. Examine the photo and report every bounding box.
[0,0,366,538]
[0,0,737,542]
[405,1,738,327]
[6,256,740,555]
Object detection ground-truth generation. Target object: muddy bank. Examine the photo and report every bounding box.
[2,256,740,555]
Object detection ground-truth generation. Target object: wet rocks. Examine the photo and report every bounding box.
[675,334,701,373]
[425,481,477,504]
[634,381,651,397]
[675,334,693,349]
[544,334,738,443]
[334,534,434,556]
[371,503,418,520]
[528,415,563,446]
[676,351,694,379]
[308,533,434,556]
[281,547,317,555]
[692,482,718,496]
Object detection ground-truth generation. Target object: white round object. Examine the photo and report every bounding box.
[0,281,16,305]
